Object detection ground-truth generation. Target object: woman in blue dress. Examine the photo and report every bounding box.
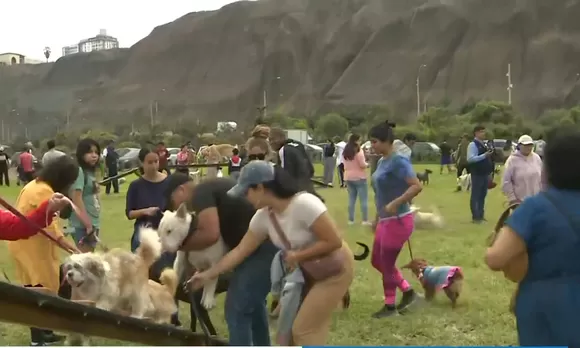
[486,127,580,346]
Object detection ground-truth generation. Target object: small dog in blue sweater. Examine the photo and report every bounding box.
[402,258,463,308]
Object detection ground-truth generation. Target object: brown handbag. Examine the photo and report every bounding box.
[268,210,344,280]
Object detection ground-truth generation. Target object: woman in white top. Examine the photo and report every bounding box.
[188,161,354,345]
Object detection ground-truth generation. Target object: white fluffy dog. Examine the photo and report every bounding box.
[63,227,161,315]
[458,173,472,191]
[157,203,228,310]
[410,205,445,230]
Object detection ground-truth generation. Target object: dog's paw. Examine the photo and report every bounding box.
[201,295,216,310]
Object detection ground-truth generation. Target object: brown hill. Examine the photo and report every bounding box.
[2,0,580,138]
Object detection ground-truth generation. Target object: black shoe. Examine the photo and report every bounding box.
[396,289,419,312]
[43,332,65,345]
[371,305,398,318]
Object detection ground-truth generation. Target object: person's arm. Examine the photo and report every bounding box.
[501,158,518,203]
[70,168,91,229]
[467,142,487,163]
[290,194,342,262]
[389,157,422,209]
[283,147,301,179]
[485,198,533,270]
[0,200,54,241]
[125,180,151,220]
[181,184,221,251]
[355,150,367,169]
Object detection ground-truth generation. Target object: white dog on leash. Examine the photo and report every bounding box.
[157,203,228,310]
[410,205,445,230]
[458,173,472,191]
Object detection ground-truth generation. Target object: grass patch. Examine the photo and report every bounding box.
[0,164,517,345]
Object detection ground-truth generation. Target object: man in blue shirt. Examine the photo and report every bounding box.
[467,125,494,223]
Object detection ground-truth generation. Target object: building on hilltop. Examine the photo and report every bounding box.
[0,53,43,65]
[62,29,119,56]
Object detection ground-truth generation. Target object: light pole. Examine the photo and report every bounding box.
[260,76,281,119]
[416,64,426,117]
[506,63,513,105]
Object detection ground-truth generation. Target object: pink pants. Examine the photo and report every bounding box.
[371,214,414,305]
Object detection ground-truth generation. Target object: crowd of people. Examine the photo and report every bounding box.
[0,120,576,346]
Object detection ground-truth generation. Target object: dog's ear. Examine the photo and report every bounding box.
[176,203,188,219]
[85,259,106,278]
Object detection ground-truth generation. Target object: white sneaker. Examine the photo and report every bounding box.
[361,221,372,226]
[347,221,355,225]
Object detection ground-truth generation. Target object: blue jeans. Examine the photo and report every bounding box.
[225,240,278,346]
[346,179,368,222]
[470,174,489,221]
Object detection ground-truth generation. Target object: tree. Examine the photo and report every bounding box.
[43,47,51,62]
[314,113,349,140]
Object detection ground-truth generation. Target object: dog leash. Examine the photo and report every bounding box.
[0,196,75,254]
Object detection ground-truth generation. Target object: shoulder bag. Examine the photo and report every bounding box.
[268,210,344,281]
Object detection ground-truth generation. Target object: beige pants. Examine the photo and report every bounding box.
[292,243,355,345]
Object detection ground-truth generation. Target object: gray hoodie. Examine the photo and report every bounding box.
[270,250,305,345]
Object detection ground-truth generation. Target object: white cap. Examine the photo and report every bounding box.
[518,135,534,145]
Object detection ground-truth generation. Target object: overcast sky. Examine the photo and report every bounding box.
[1,0,244,60]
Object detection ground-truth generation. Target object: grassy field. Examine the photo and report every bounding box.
[0,164,518,346]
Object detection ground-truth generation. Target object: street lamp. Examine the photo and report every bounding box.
[506,63,513,105]
[416,64,427,117]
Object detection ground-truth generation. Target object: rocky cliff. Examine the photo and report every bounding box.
[2,0,580,136]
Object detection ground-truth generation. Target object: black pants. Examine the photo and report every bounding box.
[337,163,345,186]
[456,163,469,178]
[0,165,9,186]
[105,166,119,194]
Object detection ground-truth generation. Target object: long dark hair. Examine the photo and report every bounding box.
[36,155,79,193]
[343,134,361,161]
[368,120,396,143]
[75,138,100,171]
[138,147,157,175]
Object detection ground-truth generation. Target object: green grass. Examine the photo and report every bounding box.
[0,165,518,346]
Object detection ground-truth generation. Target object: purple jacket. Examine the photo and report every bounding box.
[502,151,543,203]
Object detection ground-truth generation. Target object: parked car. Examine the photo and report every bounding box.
[411,142,441,162]
[167,148,180,166]
[118,148,140,170]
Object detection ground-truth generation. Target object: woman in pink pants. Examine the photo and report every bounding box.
[368,121,423,318]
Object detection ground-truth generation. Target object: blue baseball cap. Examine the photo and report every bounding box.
[227,160,275,197]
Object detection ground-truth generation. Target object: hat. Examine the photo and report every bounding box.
[227,160,275,197]
[518,135,534,145]
[163,173,192,209]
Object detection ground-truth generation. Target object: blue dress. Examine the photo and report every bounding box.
[506,188,580,346]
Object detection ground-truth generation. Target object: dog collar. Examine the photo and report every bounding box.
[180,214,197,249]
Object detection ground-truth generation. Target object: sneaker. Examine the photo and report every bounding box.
[396,289,420,312]
[361,221,372,226]
[371,305,398,318]
[43,332,65,345]
[347,221,355,225]
[30,342,47,346]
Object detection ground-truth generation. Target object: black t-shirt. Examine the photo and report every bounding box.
[440,143,452,157]
[189,178,255,249]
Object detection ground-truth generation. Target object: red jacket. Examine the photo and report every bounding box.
[157,147,169,169]
[0,200,54,241]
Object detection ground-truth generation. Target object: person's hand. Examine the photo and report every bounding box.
[186,271,214,291]
[59,236,81,254]
[47,193,71,213]
[384,201,398,215]
[284,251,300,270]
[144,207,160,216]
[485,150,494,157]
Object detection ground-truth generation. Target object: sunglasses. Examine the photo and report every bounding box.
[248,153,266,161]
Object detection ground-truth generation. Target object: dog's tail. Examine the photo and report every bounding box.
[137,227,163,269]
[159,268,179,296]
[354,242,370,261]
[429,205,445,229]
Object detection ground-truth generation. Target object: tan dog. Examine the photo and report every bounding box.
[402,258,463,308]
[145,268,179,324]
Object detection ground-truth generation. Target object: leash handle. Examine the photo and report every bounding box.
[0,196,74,254]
